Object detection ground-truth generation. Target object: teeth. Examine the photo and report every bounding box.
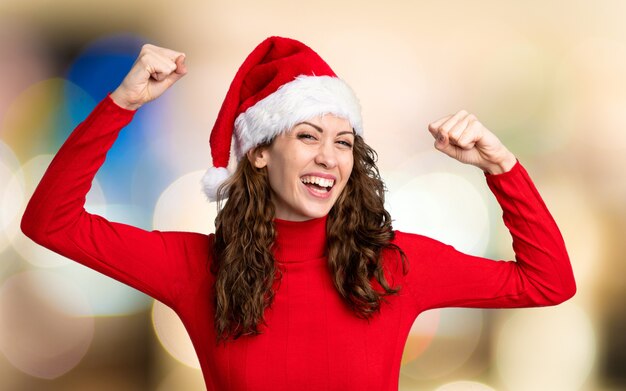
[301,175,335,188]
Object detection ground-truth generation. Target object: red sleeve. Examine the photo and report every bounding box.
[394,160,577,312]
[20,94,211,310]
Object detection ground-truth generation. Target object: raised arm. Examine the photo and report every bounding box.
[392,111,576,312]
[20,45,210,309]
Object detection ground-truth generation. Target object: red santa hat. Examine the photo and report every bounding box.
[201,36,363,201]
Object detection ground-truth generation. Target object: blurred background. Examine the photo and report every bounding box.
[1,0,624,390]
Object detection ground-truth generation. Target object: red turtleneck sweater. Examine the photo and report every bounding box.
[21,94,576,390]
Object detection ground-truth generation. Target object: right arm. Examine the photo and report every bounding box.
[20,45,206,309]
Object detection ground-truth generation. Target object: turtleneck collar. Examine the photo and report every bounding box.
[272,214,328,262]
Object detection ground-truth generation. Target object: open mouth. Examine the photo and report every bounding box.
[301,175,335,194]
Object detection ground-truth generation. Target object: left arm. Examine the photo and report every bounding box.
[393,110,576,311]
[395,159,576,311]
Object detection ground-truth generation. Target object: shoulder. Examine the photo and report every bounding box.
[384,230,454,276]
[160,230,213,249]
[390,230,448,255]
[380,230,434,275]
[159,230,215,267]
[171,231,217,281]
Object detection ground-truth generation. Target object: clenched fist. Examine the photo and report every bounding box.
[110,44,187,111]
[428,110,517,174]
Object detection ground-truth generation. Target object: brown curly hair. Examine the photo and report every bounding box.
[210,134,408,345]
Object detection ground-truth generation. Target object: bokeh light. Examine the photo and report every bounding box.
[401,308,484,380]
[153,170,217,234]
[156,365,205,391]
[402,308,441,364]
[0,141,23,254]
[495,302,596,391]
[468,30,549,143]
[553,37,626,151]
[387,161,490,255]
[0,20,51,125]
[434,380,496,391]
[52,261,152,316]
[0,78,68,160]
[0,270,94,379]
[151,300,200,369]
[0,141,21,177]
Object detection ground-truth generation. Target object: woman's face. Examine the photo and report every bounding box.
[248,114,355,221]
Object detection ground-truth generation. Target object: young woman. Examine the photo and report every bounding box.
[21,36,576,390]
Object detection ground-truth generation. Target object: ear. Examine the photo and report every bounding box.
[246,146,268,168]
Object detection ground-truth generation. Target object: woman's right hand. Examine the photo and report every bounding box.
[110,44,187,110]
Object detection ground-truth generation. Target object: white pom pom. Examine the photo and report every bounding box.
[201,166,231,202]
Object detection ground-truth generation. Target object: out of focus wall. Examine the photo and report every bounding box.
[1,1,624,390]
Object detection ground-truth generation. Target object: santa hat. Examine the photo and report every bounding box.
[201,36,363,201]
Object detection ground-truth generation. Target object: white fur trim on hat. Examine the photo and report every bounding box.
[233,74,362,160]
[201,166,230,202]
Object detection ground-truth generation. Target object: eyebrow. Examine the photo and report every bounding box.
[298,121,356,137]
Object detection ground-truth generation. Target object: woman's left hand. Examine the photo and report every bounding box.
[428,110,518,174]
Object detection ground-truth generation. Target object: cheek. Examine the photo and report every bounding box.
[266,167,286,195]
[266,155,296,193]
[341,157,354,182]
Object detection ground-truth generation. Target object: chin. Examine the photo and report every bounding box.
[282,202,334,221]
[294,205,331,220]
[272,188,342,221]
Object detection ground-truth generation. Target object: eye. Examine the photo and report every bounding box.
[297,133,317,141]
[337,140,353,148]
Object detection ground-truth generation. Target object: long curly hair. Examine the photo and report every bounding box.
[210,134,408,345]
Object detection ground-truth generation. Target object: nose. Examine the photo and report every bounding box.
[314,140,338,169]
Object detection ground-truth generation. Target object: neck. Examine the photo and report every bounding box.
[272,215,328,262]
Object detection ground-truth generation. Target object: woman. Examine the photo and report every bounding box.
[21,37,576,390]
